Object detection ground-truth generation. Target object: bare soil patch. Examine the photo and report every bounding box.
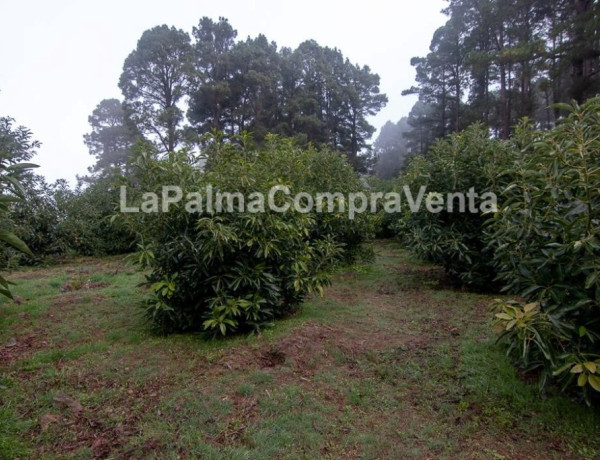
[0,329,48,365]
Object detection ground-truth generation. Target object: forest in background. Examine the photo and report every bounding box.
[93,16,387,173]
[375,0,600,176]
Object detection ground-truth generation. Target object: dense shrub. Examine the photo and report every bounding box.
[1,173,135,267]
[394,124,516,289]
[0,117,38,296]
[53,174,135,256]
[0,177,57,267]
[395,98,600,401]
[365,177,398,239]
[122,136,372,335]
[0,116,133,268]
[490,98,600,403]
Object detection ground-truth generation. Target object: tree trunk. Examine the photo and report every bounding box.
[570,0,598,103]
[499,62,509,139]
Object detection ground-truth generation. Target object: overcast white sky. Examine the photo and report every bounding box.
[0,0,447,183]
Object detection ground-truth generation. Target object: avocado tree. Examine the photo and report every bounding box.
[0,116,38,297]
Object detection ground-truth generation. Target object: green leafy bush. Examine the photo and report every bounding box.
[2,173,135,266]
[0,117,40,296]
[53,174,135,256]
[123,136,371,335]
[394,124,515,288]
[365,176,398,239]
[393,99,600,401]
[490,98,600,403]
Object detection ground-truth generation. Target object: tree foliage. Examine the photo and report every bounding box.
[2,173,135,266]
[0,117,38,297]
[83,98,139,175]
[395,124,515,288]
[119,17,386,169]
[372,117,412,179]
[403,0,600,153]
[394,97,600,402]
[120,136,372,335]
[490,98,600,403]
[119,25,193,153]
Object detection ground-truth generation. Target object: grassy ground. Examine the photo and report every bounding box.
[0,240,599,459]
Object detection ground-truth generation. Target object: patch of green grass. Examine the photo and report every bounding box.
[249,371,274,386]
[47,276,68,290]
[235,384,255,397]
[459,338,600,451]
[0,405,31,458]
[20,342,110,371]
